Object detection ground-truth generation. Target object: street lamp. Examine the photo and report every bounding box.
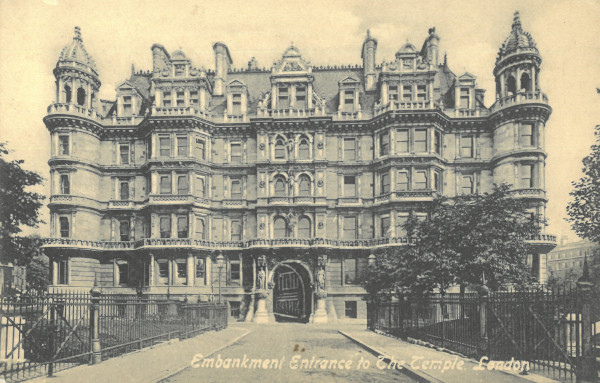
[216,254,225,304]
[368,254,376,267]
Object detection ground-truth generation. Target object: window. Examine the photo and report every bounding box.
[230,142,242,163]
[176,260,187,280]
[381,216,390,237]
[274,217,288,238]
[229,260,241,282]
[159,136,171,157]
[119,220,130,241]
[175,91,185,107]
[343,176,356,197]
[278,87,289,108]
[195,218,205,239]
[388,86,398,101]
[229,301,241,318]
[396,129,409,153]
[433,171,441,191]
[414,171,428,190]
[296,86,307,108]
[123,96,132,115]
[379,132,389,156]
[59,216,70,238]
[344,90,354,108]
[434,131,442,155]
[195,176,205,198]
[521,164,534,188]
[343,216,357,239]
[64,85,72,104]
[231,220,242,241]
[195,258,205,280]
[345,301,357,318]
[162,91,172,107]
[177,216,188,238]
[460,136,473,158]
[506,76,516,96]
[414,129,427,152]
[231,179,242,199]
[460,88,470,109]
[417,85,427,101]
[177,175,188,195]
[190,91,199,107]
[60,174,70,194]
[160,215,171,238]
[380,172,390,194]
[402,85,412,101]
[461,175,474,194]
[119,181,129,200]
[344,258,356,284]
[76,88,86,106]
[298,217,311,238]
[520,123,535,147]
[274,177,286,197]
[160,174,172,194]
[232,94,242,114]
[274,139,286,159]
[57,259,68,285]
[195,138,206,160]
[343,138,355,161]
[119,144,130,165]
[298,175,310,196]
[396,171,409,191]
[396,215,408,237]
[298,139,310,159]
[118,262,129,285]
[177,136,188,157]
[59,135,70,155]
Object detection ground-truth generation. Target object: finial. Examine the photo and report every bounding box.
[366,29,371,39]
[579,254,591,283]
[512,11,522,31]
[131,63,135,75]
[290,41,294,48]
[74,26,82,41]
[443,52,448,67]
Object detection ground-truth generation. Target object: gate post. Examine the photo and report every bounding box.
[576,260,597,381]
[90,284,102,365]
[478,285,489,357]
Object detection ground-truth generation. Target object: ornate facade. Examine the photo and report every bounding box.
[43,13,556,323]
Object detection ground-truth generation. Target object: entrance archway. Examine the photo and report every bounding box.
[271,262,312,323]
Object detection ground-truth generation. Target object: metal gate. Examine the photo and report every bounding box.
[273,270,305,321]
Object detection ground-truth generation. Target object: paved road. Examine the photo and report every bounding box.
[164,323,416,383]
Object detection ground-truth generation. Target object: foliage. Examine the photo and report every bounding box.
[567,129,600,242]
[364,184,540,296]
[0,142,45,263]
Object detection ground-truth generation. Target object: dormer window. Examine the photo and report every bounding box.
[176,91,185,107]
[123,96,132,115]
[343,90,354,108]
[296,86,307,108]
[232,94,242,115]
[402,85,412,101]
[388,86,399,101]
[460,88,470,109]
[278,87,289,109]
[162,91,172,107]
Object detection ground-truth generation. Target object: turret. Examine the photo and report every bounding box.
[213,42,233,96]
[361,30,377,92]
[53,26,101,110]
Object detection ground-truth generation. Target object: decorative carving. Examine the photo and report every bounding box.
[317,142,324,149]
[318,222,324,229]
[259,223,265,230]
[257,267,266,289]
[259,143,265,150]
[259,181,265,188]
[317,180,324,187]
[316,267,326,290]
[283,62,303,72]
[287,139,295,153]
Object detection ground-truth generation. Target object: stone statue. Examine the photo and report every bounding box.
[316,268,325,290]
[257,267,266,290]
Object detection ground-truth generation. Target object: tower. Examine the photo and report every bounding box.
[491,12,553,282]
[361,30,377,91]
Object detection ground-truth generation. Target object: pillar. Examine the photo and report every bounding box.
[187,253,194,286]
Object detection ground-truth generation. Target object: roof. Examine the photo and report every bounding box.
[497,11,537,60]
[58,27,97,72]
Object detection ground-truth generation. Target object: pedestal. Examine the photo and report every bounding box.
[312,291,328,324]
[253,290,270,323]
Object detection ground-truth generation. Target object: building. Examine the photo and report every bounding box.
[42,12,556,323]
[547,239,597,281]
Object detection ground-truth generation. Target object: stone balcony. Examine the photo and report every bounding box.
[374,190,439,204]
[151,106,212,119]
[46,103,103,124]
[525,233,557,253]
[509,188,547,200]
[256,107,327,118]
[148,194,195,204]
[489,91,549,114]
[374,100,435,116]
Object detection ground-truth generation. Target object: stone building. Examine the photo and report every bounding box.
[547,239,597,282]
[42,13,556,322]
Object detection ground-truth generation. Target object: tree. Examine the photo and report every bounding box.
[364,184,540,295]
[567,127,600,242]
[0,142,45,263]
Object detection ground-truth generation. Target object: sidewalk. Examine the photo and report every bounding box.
[339,329,560,383]
[27,325,251,383]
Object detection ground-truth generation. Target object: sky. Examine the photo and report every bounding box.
[0,0,599,241]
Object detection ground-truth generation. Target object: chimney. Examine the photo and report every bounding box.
[361,30,378,92]
[213,42,232,96]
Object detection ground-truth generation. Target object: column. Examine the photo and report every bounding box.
[531,68,537,93]
[290,85,296,108]
[500,72,506,97]
[338,89,344,111]
[354,89,359,110]
[271,84,277,109]
[149,253,155,287]
[155,90,162,107]
[86,83,92,109]
[312,255,328,323]
[206,257,212,292]
[516,68,522,93]
[307,83,313,109]
[52,260,58,285]
[226,93,233,115]
[57,78,64,103]
[187,253,194,286]
[241,92,248,115]
[184,89,190,107]
[381,83,388,105]
[199,88,206,110]
[455,85,460,109]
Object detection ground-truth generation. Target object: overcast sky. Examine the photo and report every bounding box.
[1,0,599,241]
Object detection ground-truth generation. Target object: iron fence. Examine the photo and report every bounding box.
[368,283,596,382]
[0,292,227,383]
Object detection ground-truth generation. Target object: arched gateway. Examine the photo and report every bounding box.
[270,261,312,322]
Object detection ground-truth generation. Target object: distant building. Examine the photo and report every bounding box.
[547,239,597,281]
[42,12,555,323]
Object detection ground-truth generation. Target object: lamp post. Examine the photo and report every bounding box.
[368,254,376,268]
[216,254,224,304]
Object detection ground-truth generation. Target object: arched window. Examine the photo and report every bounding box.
[274,176,286,196]
[298,175,311,196]
[64,85,72,104]
[520,73,531,93]
[298,217,311,238]
[274,138,286,159]
[273,216,288,238]
[298,138,310,159]
[77,87,86,106]
[506,76,516,96]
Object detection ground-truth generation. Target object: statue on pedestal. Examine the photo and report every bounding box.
[257,267,266,290]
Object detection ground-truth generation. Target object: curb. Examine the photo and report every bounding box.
[338,330,444,383]
[153,328,252,383]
